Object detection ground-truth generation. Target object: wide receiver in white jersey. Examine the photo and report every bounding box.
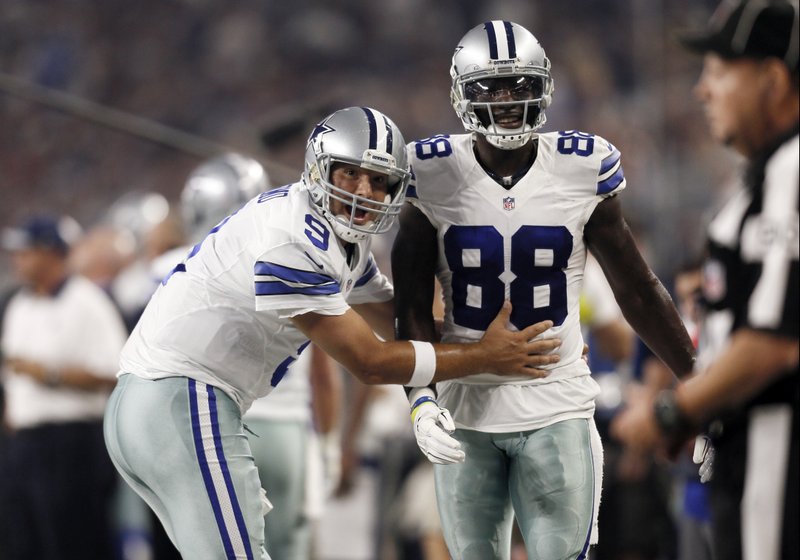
[391,21,696,560]
[104,106,560,560]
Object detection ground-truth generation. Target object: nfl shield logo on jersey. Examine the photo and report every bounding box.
[503,196,515,211]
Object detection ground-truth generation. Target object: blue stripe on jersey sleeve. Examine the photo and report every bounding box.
[597,166,625,195]
[254,261,334,285]
[255,281,340,296]
[355,256,378,287]
[406,185,418,199]
[600,146,621,175]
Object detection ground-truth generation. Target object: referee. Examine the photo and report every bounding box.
[612,1,799,559]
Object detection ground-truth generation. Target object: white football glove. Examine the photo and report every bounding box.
[409,388,465,465]
[693,434,715,483]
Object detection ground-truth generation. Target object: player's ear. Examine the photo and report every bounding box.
[761,59,792,101]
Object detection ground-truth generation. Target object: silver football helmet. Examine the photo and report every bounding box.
[303,107,411,243]
[181,153,270,241]
[450,21,554,150]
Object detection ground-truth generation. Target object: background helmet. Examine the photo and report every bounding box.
[450,21,554,150]
[302,106,411,243]
[181,153,269,241]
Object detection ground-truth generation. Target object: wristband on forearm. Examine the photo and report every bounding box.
[407,341,436,386]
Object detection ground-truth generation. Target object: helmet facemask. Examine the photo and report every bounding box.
[307,151,409,243]
[459,74,550,150]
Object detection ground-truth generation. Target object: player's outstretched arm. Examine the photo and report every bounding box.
[290,302,559,386]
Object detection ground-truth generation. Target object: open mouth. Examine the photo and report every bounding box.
[492,110,525,128]
[343,205,371,224]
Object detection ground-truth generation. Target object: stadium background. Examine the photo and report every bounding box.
[1,0,740,290]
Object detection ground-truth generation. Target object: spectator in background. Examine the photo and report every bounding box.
[0,213,128,560]
[69,225,138,296]
[612,2,799,559]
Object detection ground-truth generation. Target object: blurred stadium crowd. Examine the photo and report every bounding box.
[1,0,742,288]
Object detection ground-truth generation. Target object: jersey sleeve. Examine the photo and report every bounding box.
[405,142,433,222]
[594,135,626,198]
[405,136,464,227]
[253,237,349,319]
[347,253,394,304]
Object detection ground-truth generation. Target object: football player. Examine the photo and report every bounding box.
[392,22,696,560]
[151,152,340,560]
[103,106,560,560]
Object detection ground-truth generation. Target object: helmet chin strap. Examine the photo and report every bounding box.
[482,118,536,149]
[330,218,368,243]
[485,129,535,150]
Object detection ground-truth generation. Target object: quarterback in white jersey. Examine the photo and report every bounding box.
[120,179,382,412]
[392,22,696,560]
[104,106,559,560]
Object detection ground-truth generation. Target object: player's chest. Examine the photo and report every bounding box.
[433,169,589,229]
[329,246,369,299]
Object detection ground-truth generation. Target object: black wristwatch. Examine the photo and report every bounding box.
[652,390,693,438]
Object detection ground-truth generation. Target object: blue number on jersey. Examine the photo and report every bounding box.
[557,131,595,157]
[163,187,291,285]
[270,340,312,387]
[414,135,453,160]
[161,211,239,285]
[443,224,573,330]
[258,185,291,203]
[304,214,330,251]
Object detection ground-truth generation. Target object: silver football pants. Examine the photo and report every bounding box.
[104,373,270,560]
[434,418,603,560]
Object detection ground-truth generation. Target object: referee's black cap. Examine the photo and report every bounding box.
[679,0,799,71]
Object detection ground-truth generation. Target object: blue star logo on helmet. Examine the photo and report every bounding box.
[308,121,335,147]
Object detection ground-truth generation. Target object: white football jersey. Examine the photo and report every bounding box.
[120,181,393,413]
[407,131,626,387]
